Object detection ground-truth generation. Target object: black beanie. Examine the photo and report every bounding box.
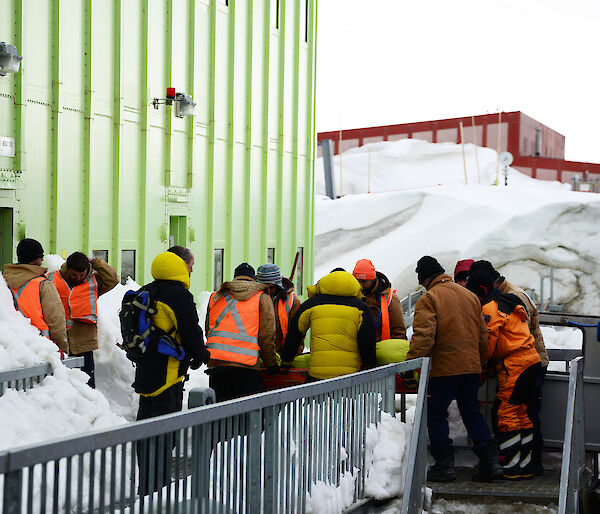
[415,256,445,284]
[234,262,256,280]
[17,238,44,264]
[470,260,500,281]
[466,270,494,298]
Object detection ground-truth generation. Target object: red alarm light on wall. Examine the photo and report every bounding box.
[166,87,176,99]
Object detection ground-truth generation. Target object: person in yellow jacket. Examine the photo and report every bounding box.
[133,251,210,495]
[205,263,279,402]
[280,270,377,381]
[467,270,542,480]
[3,238,68,353]
[48,251,118,387]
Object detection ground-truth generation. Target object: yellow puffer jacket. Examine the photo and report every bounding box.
[280,271,377,379]
[133,252,209,396]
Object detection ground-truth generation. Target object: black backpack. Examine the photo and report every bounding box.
[119,283,186,363]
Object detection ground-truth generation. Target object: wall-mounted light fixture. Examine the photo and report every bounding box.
[152,87,195,118]
[0,42,22,76]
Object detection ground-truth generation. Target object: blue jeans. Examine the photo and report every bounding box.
[428,373,492,453]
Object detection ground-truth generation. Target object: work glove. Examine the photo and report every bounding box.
[400,371,419,390]
[280,363,292,375]
[266,364,280,375]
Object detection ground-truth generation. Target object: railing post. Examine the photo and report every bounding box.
[246,409,262,514]
[2,469,23,512]
[384,375,396,415]
[262,406,278,513]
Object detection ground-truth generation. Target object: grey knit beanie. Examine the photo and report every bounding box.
[256,263,283,287]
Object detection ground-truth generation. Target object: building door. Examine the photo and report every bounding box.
[0,208,13,268]
[169,216,187,248]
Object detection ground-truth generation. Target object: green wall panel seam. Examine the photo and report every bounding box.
[82,0,93,254]
[139,0,150,284]
[243,0,254,261]
[49,0,61,253]
[14,0,25,256]
[290,0,301,275]
[260,0,271,271]
[186,0,195,189]
[111,0,122,274]
[308,0,318,285]
[276,0,286,272]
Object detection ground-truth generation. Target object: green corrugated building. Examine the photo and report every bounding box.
[0,0,317,298]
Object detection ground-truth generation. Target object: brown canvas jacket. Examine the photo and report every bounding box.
[498,279,549,367]
[407,273,488,377]
[3,264,69,352]
[362,272,407,341]
[59,258,119,355]
[205,276,277,370]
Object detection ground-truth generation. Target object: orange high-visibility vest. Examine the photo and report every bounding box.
[277,293,295,342]
[11,276,50,337]
[206,290,262,366]
[380,290,396,341]
[48,271,98,328]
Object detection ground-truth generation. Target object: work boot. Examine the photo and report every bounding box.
[530,448,544,476]
[498,431,522,480]
[427,446,457,482]
[518,429,535,479]
[472,441,503,482]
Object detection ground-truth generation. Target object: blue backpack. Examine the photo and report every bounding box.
[119,285,186,362]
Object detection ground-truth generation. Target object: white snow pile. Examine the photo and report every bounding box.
[315,139,600,315]
[0,272,126,451]
[306,410,414,513]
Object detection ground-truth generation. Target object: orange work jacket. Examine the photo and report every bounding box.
[380,289,396,341]
[48,271,98,328]
[206,290,262,366]
[277,293,296,342]
[11,276,50,337]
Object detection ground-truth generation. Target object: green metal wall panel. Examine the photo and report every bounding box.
[1,0,317,298]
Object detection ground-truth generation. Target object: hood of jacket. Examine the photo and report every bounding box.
[3,264,49,289]
[482,289,529,321]
[214,276,267,301]
[308,271,362,299]
[151,252,190,289]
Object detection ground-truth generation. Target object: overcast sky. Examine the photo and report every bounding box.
[316,0,600,163]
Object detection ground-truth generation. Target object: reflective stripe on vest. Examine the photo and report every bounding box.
[11,276,50,335]
[380,289,396,341]
[206,290,262,366]
[277,293,295,342]
[48,271,99,326]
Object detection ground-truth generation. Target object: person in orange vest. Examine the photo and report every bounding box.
[205,263,279,402]
[467,270,542,480]
[48,251,119,388]
[3,239,68,354]
[352,259,407,342]
[256,263,302,354]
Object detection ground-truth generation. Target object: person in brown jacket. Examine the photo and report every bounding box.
[3,239,68,354]
[48,252,119,388]
[407,256,501,483]
[352,259,407,341]
[470,259,548,475]
[205,263,279,402]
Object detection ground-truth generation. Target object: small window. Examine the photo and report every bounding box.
[121,250,136,284]
[305,0,309,43]
[92,250,108,262]
[267,248,276,264]
[275,0,280,29]
[169,216,187,248]
[214,249,224,291]
[295,247,304,295]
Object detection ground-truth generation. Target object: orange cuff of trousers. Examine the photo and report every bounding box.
[496,368,534,433]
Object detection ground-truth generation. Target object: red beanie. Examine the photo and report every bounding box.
[454,259,474,278]
[353,259,376,280]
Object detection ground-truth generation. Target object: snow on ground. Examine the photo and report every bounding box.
[315,139,600,314]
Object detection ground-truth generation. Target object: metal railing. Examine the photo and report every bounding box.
[1,358,430,514]
[400,290,425,327]
[558,356,586,514]
[0,357,84,395]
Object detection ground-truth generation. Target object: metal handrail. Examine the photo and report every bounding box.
[401,289,425,327]
[0,356,84,395]
[1,358,430,514]
[558,356,586,514]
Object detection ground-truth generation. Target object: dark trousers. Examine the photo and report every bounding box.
[207,367,265,402]
[72,351,95,388]
[428,373,493,454]
[527,365,546,451]
[136,382,183,495]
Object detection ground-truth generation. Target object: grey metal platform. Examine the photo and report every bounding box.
[429,467,561,505]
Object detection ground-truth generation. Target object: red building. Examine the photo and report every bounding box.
[317,111,600,185]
